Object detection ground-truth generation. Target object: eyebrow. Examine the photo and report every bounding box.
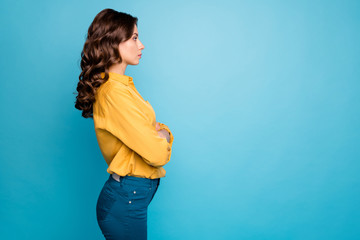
[133,33,138,36]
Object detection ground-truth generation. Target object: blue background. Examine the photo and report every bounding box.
[1,0,359,239]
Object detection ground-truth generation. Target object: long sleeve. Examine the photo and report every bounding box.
[158,122,174,147]
[100,86,172,168]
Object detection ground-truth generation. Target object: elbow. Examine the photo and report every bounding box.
[146,145,172,168]
[149,160,170,168]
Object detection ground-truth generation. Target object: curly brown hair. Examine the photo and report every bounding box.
[74,8,138,118]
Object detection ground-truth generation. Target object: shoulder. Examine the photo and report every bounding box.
[97,80,131,100]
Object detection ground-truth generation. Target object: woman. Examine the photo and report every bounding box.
[74,8,174,240]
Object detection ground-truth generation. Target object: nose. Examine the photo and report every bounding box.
[138,40,145,50]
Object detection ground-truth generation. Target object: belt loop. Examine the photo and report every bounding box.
[120,175,125,186]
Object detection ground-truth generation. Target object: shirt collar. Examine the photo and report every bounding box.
[100,72,133,86]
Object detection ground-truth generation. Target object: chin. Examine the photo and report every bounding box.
[130,60,140,65]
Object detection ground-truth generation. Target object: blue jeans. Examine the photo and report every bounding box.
[96,174,160,240]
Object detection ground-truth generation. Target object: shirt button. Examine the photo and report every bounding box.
[129,201,132,204]
[133,191,136,194]
[167,146,170,151]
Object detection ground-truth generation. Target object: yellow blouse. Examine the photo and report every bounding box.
[92,72,174,179]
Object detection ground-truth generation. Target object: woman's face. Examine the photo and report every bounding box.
[118,24,145,66]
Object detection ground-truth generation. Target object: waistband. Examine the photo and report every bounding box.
[111,173,160,187]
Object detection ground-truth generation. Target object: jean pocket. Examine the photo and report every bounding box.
[123,184,152,217]
[96,183,117,222]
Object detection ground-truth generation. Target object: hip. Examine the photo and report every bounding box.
[96,174,160,222]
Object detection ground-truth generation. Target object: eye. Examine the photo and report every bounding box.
[133,36,138,41]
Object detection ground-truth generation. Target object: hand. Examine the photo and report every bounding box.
[155,122,161,131]
[155,121,170,143]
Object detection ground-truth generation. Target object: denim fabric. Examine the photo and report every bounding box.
[96,174,160,240]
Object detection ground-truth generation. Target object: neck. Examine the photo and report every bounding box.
[108,62,128,75]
